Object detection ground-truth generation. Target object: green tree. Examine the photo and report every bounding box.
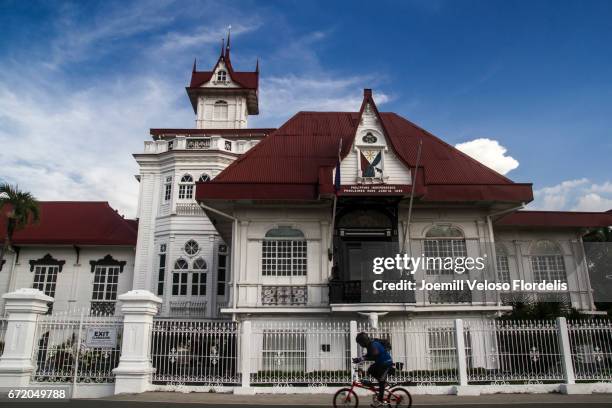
[0,183,40,261]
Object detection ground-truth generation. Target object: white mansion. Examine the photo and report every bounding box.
[1,39,611,325]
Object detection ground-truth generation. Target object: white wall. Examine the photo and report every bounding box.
[0,246,134,315]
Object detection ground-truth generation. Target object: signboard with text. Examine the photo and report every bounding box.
[338,184,410,195]
[85,327,118,348]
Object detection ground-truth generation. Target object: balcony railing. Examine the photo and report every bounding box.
[176,203,205,216]
[328,280,415,304]
[261,286,307,306]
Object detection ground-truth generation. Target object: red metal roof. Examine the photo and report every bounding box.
[197,91,534,203]
[189,70,258,90]
[0,202,138,246]
[496,211,612,228]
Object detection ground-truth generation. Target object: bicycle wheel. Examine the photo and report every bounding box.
[388,386,412,408]
[333,387,359,408]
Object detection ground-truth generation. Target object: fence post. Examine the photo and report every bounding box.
[557,317,575,385]
[349,320,358,358]
[113,290,161,395]
[0,288,53,387]
[453,318,471,393]
[239,320,252,390]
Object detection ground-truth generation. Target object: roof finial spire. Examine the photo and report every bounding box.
[220,37,225,58]
[255,57,259,73]
[192,58,197,72]
[225,25,232,60]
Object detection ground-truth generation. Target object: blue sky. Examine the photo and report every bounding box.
[1,0,611,216]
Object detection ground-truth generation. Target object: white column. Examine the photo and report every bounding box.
[557,317,576,385]
[235,320,253,394]
[113,290,161,395]
[0,288,53,387]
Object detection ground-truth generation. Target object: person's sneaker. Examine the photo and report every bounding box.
[370,400,385,408]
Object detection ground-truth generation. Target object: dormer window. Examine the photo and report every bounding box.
[214,100,228,120]
[217,70,227,82]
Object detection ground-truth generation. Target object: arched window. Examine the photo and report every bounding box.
[213,100,228,120]
[530,240,566,283]
[174,258,189,269]
[199,173,211,183]
[495,243,510,283]
[192,257,207,270]
[217,70,227,82]
[192,257,207,296]
[423,225,467,275]
[262,227,307,276]
[184,239,199,256]
[178,174,194,200]
[172,258,188,296]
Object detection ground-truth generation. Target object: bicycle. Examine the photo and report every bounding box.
[333,363,412,408]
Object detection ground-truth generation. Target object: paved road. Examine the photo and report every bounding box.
[3,393,612,408]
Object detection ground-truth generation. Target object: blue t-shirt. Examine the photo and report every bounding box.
[366,341,393,365]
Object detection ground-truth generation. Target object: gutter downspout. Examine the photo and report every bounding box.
[198,202,239,321]
[486,203,525,308]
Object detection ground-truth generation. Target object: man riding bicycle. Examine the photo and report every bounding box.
[352,332,393,407]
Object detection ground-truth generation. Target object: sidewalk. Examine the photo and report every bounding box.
[101,392,612,405]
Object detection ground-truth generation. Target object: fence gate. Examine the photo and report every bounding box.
[31,311,123,384]
[150,319,239,385]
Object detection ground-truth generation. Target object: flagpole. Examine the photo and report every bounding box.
[402,139,423,255]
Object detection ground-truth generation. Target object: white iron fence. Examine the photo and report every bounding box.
[359,320,462,385]
[250,321,351,385]
[465,320,564,384]
[31,311,122,383]
[568,320,612,381]
[150,319,239,385]
[11,312,612,388]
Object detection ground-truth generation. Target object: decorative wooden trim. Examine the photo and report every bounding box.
[89,254,126,273]
[29,254,66,272]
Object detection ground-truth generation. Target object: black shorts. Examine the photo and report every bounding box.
[367,362,393,381]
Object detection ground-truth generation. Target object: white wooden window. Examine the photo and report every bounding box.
[178,174,194,199]
[530,240,567,283]
[32,265,59,298]
[91,266,120,314]
[262,227,307,277]
[423,225,467,275]
[157,244,167,296]
[199,173,211,182]
[217,70,227,82]
[213,100,228,120]
[163,176,172,202]
[191,257,207,296]
[496,243,511,283]
[217,244,227,295]
[172,258,189,296]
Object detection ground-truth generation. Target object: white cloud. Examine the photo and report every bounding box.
[573,193,612,212]
[454,138,519,175]
[530,178,612,211]
[0,76,190,217]
[253,75,390,126]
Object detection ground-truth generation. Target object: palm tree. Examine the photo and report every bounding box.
[0,183,40,261]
